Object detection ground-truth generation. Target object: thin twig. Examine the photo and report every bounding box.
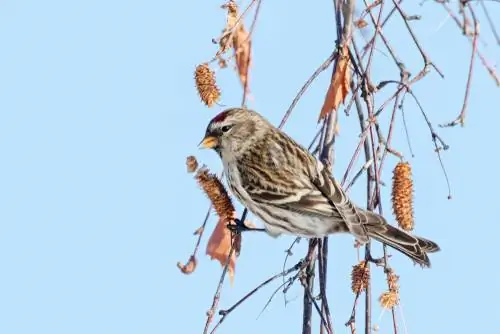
[392,0,444,78]
[436,0,499,85]
[439,3,478,127]
[210,259,306,334]
[345,159,373,192]
[318,238,334,333]
[479,0,500,45]
[353,86,375,334]
[406,90,452,199]
[399,92,415,157]
[241,0,262,106]
[279,51,338,129]
[282,237,301,304]
[302,239,317,334]
[303,279,333,334]
[203,233,239,334]
[194,205,212,258]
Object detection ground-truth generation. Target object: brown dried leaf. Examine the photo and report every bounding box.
[233,25,251,91]
[205,212,254,285]
[177,256,197,275]
[318,45,351,121]
[206,213,240,285]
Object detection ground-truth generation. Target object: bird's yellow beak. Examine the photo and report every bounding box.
[199,136,219,149]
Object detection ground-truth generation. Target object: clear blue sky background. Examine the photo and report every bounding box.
[0,1,498,333]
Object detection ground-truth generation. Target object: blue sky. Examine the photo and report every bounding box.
[0,1,498,333]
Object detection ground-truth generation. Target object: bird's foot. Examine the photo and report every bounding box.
[226,218,266,234]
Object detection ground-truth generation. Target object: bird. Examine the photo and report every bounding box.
[199,107,440,267]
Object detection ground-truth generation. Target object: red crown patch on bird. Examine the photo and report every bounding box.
[211,110,231,124]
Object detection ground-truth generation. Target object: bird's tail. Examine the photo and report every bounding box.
[362,211,440,267]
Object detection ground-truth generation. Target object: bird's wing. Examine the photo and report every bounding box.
[311,166,371,240]
[237,135,369,239]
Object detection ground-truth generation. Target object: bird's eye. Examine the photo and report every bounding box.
[221,125,233,133]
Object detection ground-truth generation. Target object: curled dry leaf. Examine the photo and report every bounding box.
[318,45,351,121]
[177,256,197,275]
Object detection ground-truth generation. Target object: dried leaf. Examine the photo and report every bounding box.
[205,211,255,285]
[177,256,197,275]
[318,45,351,121]
[233,25,251,91]
[206,214,240,285]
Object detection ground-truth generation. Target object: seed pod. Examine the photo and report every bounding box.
[194,64,220,107]
[386,268,400,292]
[391,162,414,231]
[351,261,370,294]
[379,290,399,309]
[195,167,234,223]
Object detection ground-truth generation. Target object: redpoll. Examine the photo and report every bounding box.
[199,108,440,267]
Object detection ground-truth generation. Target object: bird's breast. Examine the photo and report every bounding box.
[223,160,250,205]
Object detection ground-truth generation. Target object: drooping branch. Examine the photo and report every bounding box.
[183,1,498,333]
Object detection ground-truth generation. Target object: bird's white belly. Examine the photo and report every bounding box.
[223,160,333,238]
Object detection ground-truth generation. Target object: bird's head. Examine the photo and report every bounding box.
[199,108,271,159]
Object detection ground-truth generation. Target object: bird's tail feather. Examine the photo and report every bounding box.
[363,212,440,267]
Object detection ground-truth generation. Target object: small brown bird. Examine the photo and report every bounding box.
[200,108,440,267]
